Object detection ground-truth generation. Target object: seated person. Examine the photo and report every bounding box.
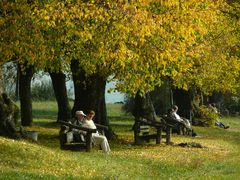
[72,110,86,142]
[172,105,191,130]
[82,110,111,154]
[209,104,229,129]
[168,105,197,137]
[165,108,185,134]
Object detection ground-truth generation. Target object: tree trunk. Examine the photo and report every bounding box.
[133,91,157,121]
[15,67,19,101]
[172,88,191,119]
[49,71,71,122]
[0,69,19,138]
[71,60,114,138]
[19,66,34,126]
[189,89,201,125]
[150,80,173,115]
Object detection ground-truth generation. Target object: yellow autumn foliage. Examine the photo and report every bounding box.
[0,0,239,95]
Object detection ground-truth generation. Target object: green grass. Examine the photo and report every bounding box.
[1,101,240,179]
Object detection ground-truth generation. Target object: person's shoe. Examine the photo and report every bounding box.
[224,126,230,129]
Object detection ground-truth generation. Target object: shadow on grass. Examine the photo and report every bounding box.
[37,133,60,148]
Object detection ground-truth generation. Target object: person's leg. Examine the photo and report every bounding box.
[216,121,222,128]
[183,119,191,129]
[100,136,111,153]
[92,134,110,153]
[219,122,226,128]
[216,121,225,128]
[216,121,229,129]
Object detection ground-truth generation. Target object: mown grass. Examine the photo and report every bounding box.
[0,101,240,179]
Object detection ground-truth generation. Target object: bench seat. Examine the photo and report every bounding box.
[133,118,172,145]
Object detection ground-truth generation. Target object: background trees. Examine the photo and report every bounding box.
[0,0,239,136]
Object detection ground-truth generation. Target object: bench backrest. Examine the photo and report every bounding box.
[139,125,150,136]
[59,120,97,133]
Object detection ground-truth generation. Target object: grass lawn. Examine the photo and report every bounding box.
[0,101,240,179]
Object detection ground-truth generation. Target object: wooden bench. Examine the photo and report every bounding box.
[59,120,96,152]
[133,118,172,145]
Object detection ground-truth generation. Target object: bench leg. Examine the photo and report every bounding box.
[86,133,92,152]
[156,128,161,144]
[166,126,172,145]
[134,130,141,144]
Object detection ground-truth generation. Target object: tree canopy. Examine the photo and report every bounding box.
[0,0,239,95]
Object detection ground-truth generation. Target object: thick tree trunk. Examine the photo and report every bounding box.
[71,60,94,115]
[150,80,173,115]
[49,71,71,122]
[0,69,19,138]
[15,67,19,101]
[172,88,191,119]
[19,66,34,126]
[133,91,157,121]
[71,60,114,138]
[190,89,201,125]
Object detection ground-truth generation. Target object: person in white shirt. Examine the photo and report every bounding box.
[171,105,197,136]
[82,110,111,154]
[172,105,191,129]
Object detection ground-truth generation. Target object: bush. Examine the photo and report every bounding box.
[198,105,218,126]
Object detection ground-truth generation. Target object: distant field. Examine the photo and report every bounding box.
[1,101,240,179]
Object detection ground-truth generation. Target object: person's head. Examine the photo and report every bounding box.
[87,110,95,120]
[75,110,86,120]
[172,105,178,112]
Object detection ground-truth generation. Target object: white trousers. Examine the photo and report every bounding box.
[92,133,111,154]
